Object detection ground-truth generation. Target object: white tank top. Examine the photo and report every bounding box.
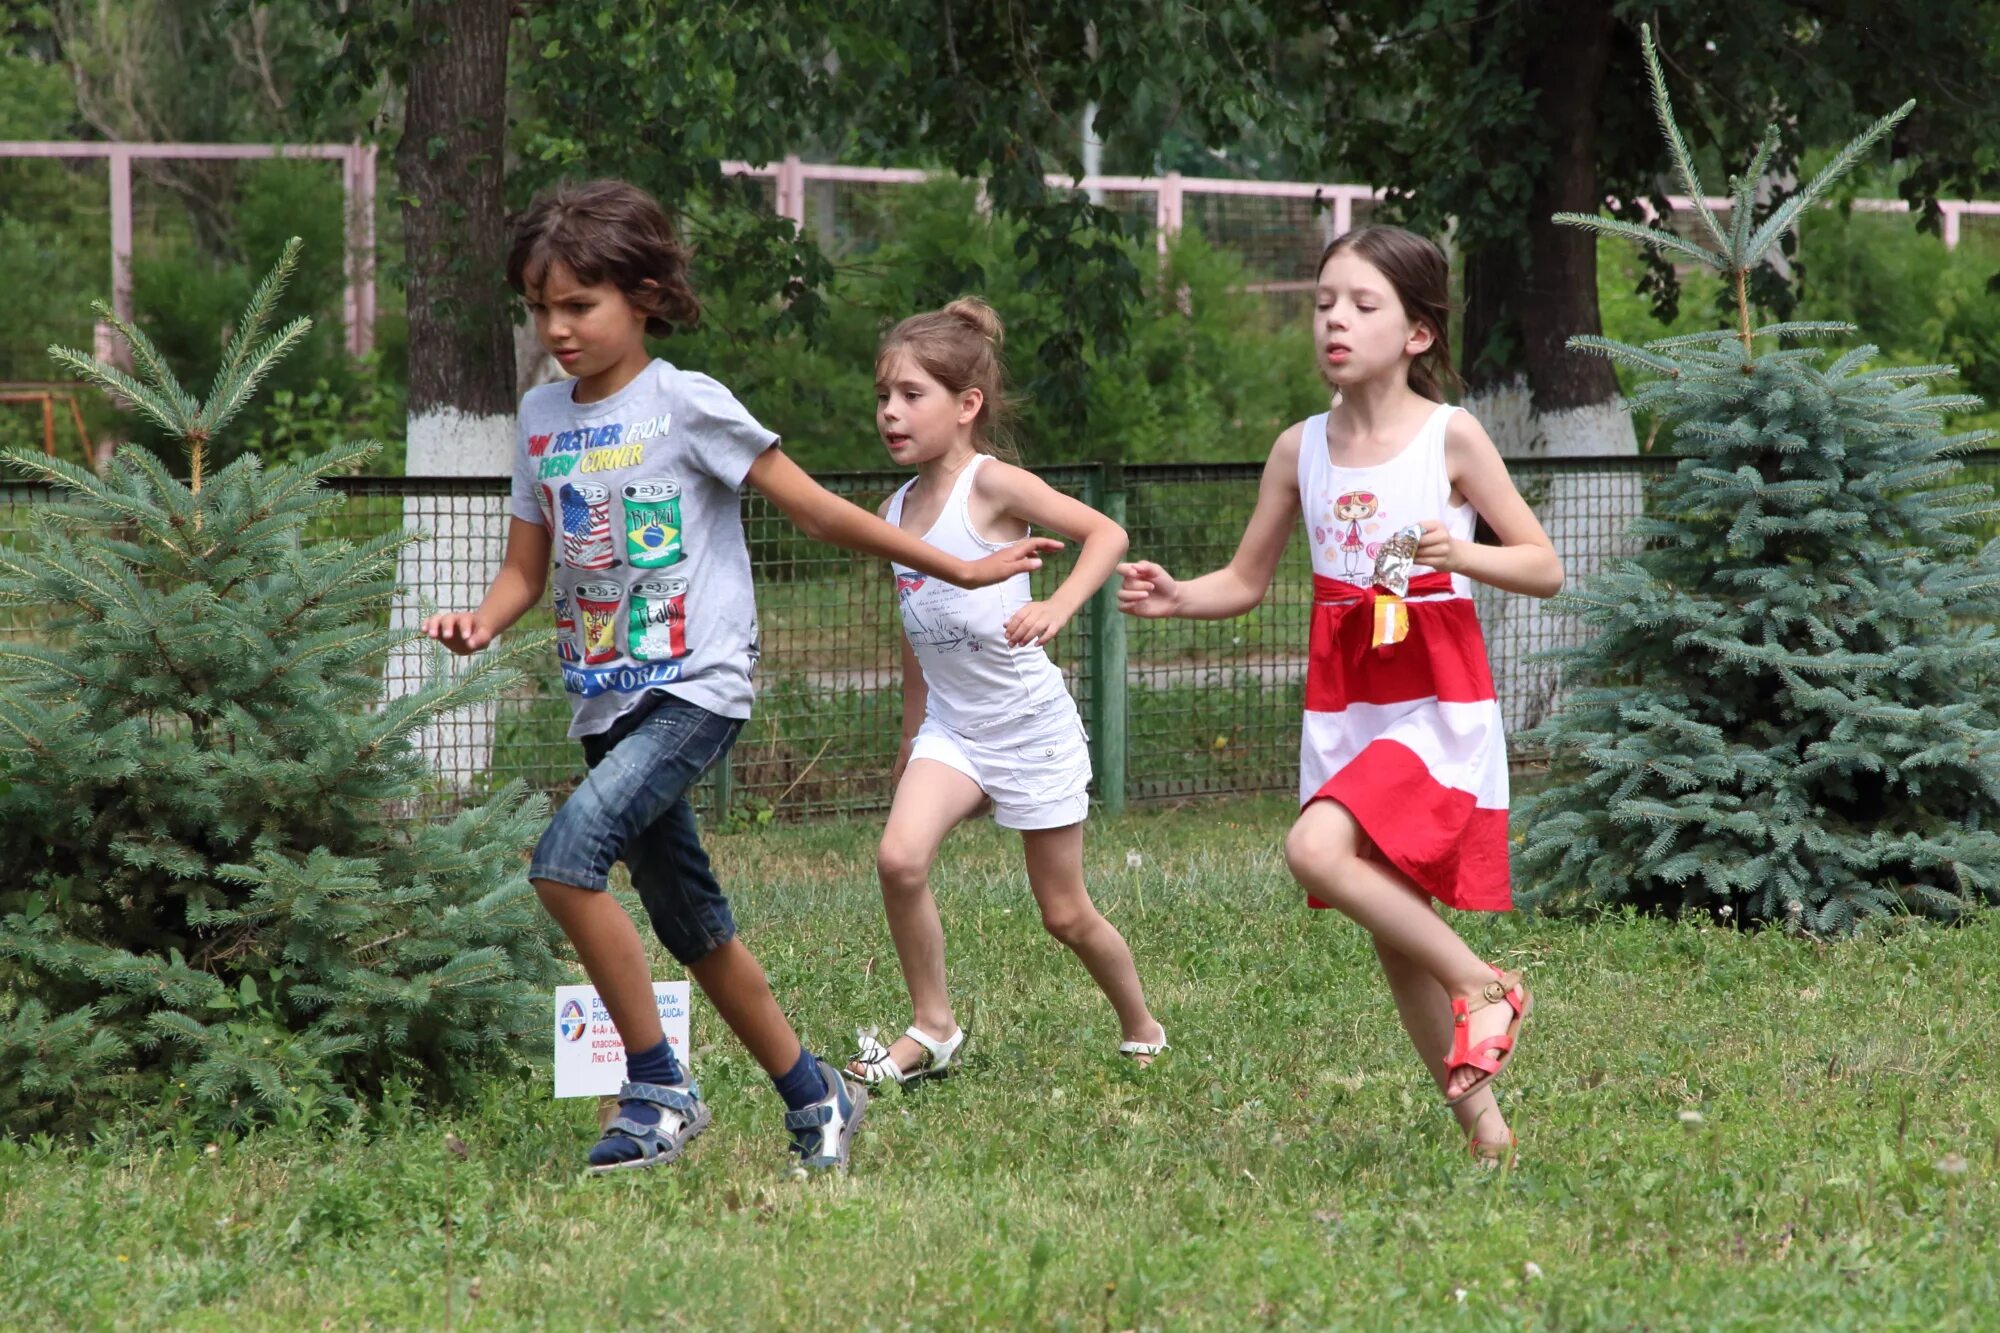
[887,455,1070,733]
[1298,402,1477,598]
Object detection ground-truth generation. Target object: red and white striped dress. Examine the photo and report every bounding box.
[1297,403,1511,912]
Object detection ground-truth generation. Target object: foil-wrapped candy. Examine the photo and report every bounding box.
[1371,523,1426,597]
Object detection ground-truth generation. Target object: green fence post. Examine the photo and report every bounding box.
[1087,463,1128,814]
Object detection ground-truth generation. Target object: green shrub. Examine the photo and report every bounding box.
[0,244,561,1138]
[1520,35,2000,933]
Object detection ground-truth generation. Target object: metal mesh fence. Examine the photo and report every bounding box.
[1474,457,1658,739]
[1095,188,1159,249]
[5,451,1996,818]
[803,176,915,259]
[1120,463,1309,802]
[1179,192,1353,287]
[1962,211,2000,250]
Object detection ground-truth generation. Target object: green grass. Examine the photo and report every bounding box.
[5,800,2000,1329]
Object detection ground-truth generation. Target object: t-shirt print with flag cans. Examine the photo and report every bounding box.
[552,587,581,663]
[628,577,689,662]
[573,581,624,665]
[558,481,619,570]
[623,479,683,568]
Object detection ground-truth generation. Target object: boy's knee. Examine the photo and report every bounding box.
[532,876,589,909]
[684,930,750,977]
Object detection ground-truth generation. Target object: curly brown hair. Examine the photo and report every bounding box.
[507,179,701,337]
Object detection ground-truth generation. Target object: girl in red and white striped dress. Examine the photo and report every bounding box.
[1117,227,1564,1161]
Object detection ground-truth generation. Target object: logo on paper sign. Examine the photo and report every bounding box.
[558,998,588,1042]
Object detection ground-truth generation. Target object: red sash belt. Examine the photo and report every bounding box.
[1312,571,1454,650]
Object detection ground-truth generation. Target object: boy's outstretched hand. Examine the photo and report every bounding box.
[960,536,1063,588]
[422,611,495,656]
[1115,560,1181,617]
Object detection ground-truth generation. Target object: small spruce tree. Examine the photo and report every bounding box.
[0,242,565,1135]
[1516,29,2000,934]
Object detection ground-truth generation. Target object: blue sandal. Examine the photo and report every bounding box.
[784,1058,867,1173]
[586,1079,713,1175]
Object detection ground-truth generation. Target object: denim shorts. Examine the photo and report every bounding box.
[528,690,742,966]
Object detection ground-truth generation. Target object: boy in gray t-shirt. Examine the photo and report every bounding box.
[425,179,1055,1178]
[509,358,771,736]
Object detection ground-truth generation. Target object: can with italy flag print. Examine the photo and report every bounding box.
[628,577,689,662]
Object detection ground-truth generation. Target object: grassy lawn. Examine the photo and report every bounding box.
[4,796,1998,1329]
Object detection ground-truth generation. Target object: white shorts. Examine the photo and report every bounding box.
[909,705,1093,830]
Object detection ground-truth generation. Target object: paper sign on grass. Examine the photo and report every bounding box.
[552,981,690,1098]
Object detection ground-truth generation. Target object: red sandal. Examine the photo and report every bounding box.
[1444,967,1531,1108]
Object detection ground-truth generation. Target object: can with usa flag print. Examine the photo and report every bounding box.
[560,481,619,570]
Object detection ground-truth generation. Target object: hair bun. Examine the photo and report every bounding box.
[943,296,1004,348]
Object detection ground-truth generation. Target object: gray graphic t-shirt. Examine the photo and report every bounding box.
[508,359,776,736]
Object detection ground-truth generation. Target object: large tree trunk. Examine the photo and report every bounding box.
[1462,0,1643,736]
[387,0,517,790]
[1514,0,1627,452]
[398,0,515,436]
[1462,0,1628,447]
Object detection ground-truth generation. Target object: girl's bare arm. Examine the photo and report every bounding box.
[1419,413,1565,599]
[1117,425,1301,620]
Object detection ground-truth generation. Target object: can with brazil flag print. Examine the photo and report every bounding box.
[623,479,684,569]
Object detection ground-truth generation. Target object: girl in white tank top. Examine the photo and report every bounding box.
[845,299,1169,1086]
[1116,228,1566,1162]
[884,453,1070,733]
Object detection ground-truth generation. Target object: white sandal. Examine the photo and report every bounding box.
[1118,1028,1169,1063]
[848,1024,965,1085]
